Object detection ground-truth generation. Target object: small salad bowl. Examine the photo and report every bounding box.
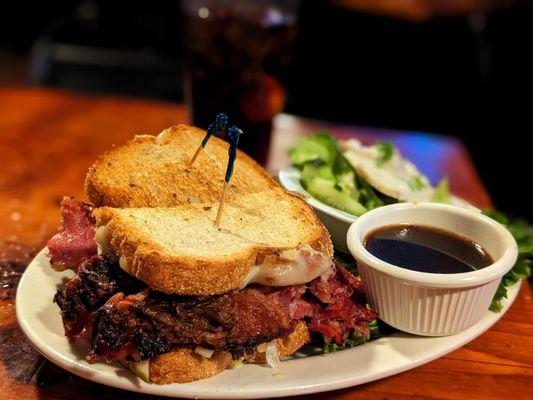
[346,202,518,336]
[279,166,476,253]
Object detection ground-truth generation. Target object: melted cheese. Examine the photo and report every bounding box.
[241,244,333,287]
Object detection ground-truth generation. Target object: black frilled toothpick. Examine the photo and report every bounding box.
[189,113,228,165]
[215,125,242,227]
[189,113,243,227]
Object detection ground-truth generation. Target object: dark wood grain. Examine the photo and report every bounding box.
[0,88,531,399]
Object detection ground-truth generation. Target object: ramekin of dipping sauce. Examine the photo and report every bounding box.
[347,202,518,336]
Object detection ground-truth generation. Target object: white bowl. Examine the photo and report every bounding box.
[279,167,358,253]
[278,166,476,253]
[346,202,518,336]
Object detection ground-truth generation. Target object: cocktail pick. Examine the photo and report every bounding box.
[190,113,228,165]
[215,125,242,227]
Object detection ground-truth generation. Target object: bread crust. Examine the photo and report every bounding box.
[148,321,310,384]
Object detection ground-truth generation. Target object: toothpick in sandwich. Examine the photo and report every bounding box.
[215,125,242,228]
[190,113,228,165]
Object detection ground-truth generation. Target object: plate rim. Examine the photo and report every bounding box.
[16,248,522,399]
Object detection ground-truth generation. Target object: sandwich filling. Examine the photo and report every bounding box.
[55,254,294,362]
[49,198,376,366]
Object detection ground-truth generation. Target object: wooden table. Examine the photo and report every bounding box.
[0,88,531,399]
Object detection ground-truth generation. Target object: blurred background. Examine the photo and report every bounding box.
[1,0,531,219]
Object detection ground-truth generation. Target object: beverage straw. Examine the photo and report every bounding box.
[215,125,242,227]
[190,113,228,165]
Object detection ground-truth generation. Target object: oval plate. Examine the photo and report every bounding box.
[17,248,520,399]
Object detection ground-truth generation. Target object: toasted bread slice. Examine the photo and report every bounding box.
[93,191,333,295]
[148,349,233,384]
[148,321,310,384]
[85,125,278,208]
[243,320,311,365]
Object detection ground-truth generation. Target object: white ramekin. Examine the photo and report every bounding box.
[347,202,518,336]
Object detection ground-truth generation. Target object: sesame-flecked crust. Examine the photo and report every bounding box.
[148,322,310,384]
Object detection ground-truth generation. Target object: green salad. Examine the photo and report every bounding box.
[289,131,531,313]
[288,132,394,216]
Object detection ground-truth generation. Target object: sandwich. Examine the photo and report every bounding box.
[47,125,376,384]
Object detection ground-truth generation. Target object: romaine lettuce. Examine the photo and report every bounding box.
[483,210,532,312]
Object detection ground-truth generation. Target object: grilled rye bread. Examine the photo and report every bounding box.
[93,190,333,296]
[85,124,278,208]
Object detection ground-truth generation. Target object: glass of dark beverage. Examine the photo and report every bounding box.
[182,0,299,165]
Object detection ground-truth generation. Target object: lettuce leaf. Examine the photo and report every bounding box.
[483,210,532,312]
[288,131,338,168]
[289,132,368,215]
[289,132,400,216]
[431,177,451,203]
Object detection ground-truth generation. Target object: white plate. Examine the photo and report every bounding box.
[279,166,478,252]
[17,248,520,399]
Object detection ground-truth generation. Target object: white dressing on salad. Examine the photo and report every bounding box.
[339,139,434,202]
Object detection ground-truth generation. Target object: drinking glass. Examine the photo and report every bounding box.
[182,0,300,165]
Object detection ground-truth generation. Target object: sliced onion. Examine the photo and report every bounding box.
[195,346,214,358]
[265,340,280,368]
[121,360,150,382]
